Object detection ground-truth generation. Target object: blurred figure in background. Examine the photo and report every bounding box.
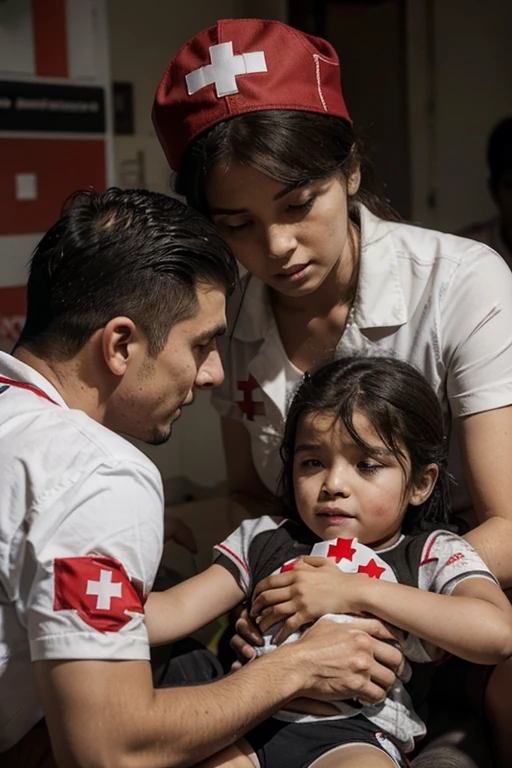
[460,117,512,268]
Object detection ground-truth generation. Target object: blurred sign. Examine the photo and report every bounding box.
[0,81,105,133]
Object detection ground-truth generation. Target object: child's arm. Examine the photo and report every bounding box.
[145,563,245,646]
[251,548,512,664]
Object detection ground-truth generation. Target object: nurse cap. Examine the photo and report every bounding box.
[152,18,351,172]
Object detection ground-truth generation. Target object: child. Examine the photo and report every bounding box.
[146,356,512,768]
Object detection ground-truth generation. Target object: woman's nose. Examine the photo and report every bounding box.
[265,223,297,260]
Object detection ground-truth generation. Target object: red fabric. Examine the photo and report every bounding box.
[54,556,144,632]
[153,18,351,171]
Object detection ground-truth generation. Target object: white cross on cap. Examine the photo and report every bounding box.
[86,569,123,610]
[185,41,267,98]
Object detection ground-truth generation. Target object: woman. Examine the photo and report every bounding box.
[153,18,512,766]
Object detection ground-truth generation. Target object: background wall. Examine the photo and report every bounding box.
[407,0,512,231]
[0,0,113,351]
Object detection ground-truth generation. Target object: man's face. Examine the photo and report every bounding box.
[112,282,226,444]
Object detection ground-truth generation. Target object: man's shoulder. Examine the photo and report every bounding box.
[0,393,161,489]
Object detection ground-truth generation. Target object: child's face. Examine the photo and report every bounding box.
[293,409,432,550]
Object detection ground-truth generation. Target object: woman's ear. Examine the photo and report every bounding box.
[347,165,361,197]
[409,464,439,506]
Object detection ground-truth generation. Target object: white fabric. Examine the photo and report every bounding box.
[0,352,164,751]
[185,42,267,98]
[214,516,497,751]
[211,205,512,517]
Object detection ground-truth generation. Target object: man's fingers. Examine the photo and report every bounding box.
[234,614,263,646]
[370,635,404,676]
[229,633,257,662]
[344,616,404,643]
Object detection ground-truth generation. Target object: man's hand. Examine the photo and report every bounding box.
[291,616,404,705]
[229,605,263,670]
[163,511,197,552]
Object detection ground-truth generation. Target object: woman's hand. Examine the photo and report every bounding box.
[251,556,370,643]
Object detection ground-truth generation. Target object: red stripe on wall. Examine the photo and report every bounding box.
[32,0,69,78]
[0,138,106,236]
[0,286,26,318]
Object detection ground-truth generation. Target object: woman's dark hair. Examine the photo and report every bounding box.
[175,110,400,224]
[279,355,451,535]
[17,187,237,360]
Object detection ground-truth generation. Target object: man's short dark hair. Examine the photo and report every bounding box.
[17,187,237,359]
[487,116,512,185]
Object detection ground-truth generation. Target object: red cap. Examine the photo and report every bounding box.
[152,18,351,172]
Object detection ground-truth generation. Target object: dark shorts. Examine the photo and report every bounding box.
[244,715,409,768]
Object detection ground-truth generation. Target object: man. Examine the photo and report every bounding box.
[0,188,401,768]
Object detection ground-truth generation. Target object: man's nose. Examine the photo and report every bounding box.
[195,347,225,389]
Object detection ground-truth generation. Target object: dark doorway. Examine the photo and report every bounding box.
[289,0,411,219]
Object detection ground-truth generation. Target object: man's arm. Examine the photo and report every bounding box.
[35,618,402,768]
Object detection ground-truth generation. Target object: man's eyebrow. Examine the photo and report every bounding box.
[194,323,227,344]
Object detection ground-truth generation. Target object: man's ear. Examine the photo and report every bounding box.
[409,464,439,507]
[101,316,144,376]
[347,164,361,197]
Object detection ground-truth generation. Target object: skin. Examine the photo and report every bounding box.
[291,410,437,549]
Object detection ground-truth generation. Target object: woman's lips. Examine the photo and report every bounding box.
[275,262,312,282]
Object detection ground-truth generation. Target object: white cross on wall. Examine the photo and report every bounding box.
[185,41,267,98]
[86,569,123,610]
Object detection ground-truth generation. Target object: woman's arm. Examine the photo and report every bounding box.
[221,416,281,525]
[145,564,244,646]
[458,406,512,588]
[251,557,512,664]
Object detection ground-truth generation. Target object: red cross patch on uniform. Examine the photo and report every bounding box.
[54,555,145,632]
[236,375,265,421]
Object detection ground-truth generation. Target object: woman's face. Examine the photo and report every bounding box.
[205,162,360,298]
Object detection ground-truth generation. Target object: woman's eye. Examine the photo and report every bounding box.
[288,196,315,213]
[225,220,252,232]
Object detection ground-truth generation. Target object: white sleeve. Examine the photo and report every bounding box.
[213,515,284,594]
[442,245,512,418]
[418,530,498,595]
[27,459,164,662]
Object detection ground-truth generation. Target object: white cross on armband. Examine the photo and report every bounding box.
[86,569,123,610]
[185,41,267,98]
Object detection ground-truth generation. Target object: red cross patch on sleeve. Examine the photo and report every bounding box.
[53,556,145,632]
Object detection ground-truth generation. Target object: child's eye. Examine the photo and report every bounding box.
[358,461,382,475]
[301,458,323,469]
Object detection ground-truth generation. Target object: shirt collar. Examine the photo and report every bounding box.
[0,351,68,408]
[229,204,408,342]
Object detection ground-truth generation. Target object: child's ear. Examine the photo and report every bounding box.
[409,464,439,506]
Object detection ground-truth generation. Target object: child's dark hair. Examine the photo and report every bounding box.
[279,355,452,535]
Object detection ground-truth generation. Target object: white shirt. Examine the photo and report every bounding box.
[0,353,164,751]
[212,205,512,516]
